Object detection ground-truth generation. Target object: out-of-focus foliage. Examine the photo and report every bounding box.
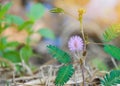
[19,21,34,31]
[20,45,33,64]
[104,45,120,60]
[4,50,21,63]
[37,28,55,40]
[10,15,24,26]
[101,70,120,86]
[27,3,45,21]
[0,57,14,71]
[0,37,21,63]
[91,58,108,71]
[103,24,120,42]
[0,2,55,75]
[0,2,12,19]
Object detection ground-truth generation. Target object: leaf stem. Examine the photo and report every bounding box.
[64,11,78,20]
[111,57,118,69]
[88,42,107,45]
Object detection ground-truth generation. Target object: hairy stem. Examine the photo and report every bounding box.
[64,11,77,20]
[88,42,107,45]
[80,64,85,86]
[84,65,92,78]
[79,17,86,86]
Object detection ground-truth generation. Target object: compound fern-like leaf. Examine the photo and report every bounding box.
[47,45,71,64]
[103,24,120,42]
[101,70,120,86]
[50,8,64,13]
[55,64,74,86]
[104,45,120,60]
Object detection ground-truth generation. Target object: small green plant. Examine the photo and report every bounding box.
[0,2,55,76]
[47,7,120,86]
[101,70,120,86]
[47,45,74,85]
[100,24,120,86]
[91,58,108,71]
[103,24,120,42]
[1,2,120,86]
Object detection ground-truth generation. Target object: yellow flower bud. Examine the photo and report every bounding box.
[78,8,86,23]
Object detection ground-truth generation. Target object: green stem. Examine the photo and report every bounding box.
[20,51,33,75]
[64,11,77,20]
[80,21,86,51]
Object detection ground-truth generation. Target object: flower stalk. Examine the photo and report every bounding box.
[78,8,90,86]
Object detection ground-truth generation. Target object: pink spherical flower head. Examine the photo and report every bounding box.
[68,35,84,52]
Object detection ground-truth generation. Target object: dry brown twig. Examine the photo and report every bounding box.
[6,64,108,86]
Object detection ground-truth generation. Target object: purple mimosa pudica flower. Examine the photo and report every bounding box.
[68,35,84,52]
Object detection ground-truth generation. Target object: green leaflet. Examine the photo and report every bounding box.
[47,45,73,85]
[55,64,74,86]
[6,41,19,47]
[50,8,64,13]
[37,28,55,40]
[103,24,120,42]
[104,45,120,60]
[3,14,24,27]
[3,50,21,63]
[91,58,108,71]
[101,70,120,86]
[0,37,7,50]
[10,15,24,26]
[0,2,12,19]
[27,3,45,21]
[20,45,33,64]
[19,21,34,30]
[47,45,71,64]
